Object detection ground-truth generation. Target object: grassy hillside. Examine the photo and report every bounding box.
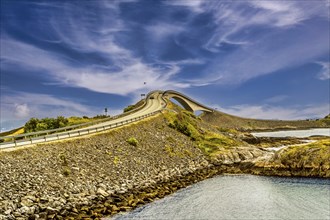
[201,111,330,131]
[0,127,24,137]
[278,139,330,169]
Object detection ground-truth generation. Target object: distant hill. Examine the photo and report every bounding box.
[201,110,330,131]
[0,127,24,137]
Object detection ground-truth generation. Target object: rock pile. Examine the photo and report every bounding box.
[0,116,212,219]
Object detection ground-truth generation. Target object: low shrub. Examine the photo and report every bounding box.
[127,137,138,147]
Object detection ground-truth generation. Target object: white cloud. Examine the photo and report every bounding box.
[1,0,207,96]
[249,1,305,27]
[316,61,330,80]
[1,92,97,121]
[217,103,330,120]
[1,34,190,96]
[14,104,30,118]
[164,0,204,13]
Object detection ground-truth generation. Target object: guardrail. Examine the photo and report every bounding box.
[0,102,148,143]
[0,91,162,144]
[0,110,162,150]
[0,90,165,143]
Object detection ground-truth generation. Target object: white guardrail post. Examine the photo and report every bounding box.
[0,110,162,150]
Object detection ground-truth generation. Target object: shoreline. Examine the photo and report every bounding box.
[1,156,328,220]
[57,164,330,220]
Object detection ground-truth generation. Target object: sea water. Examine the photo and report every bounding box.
[111,175,330,220]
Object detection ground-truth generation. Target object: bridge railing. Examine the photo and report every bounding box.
[0,110,162,149]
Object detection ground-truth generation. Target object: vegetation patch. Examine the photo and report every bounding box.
[127,137,138,147]
[123,105,136,113]
[23,115,110,133]
[165,111,243,157]
[278,139,330,169]
[0,127,25,137]
[166,111,200,141]
[202,111,330,131]
[113,156,120,165]
[24,116,69,133]
[58,153,71,176]
[123,100,144,113]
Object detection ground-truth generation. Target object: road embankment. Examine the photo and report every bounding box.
[0,115,212,219]
[1,113,329,220]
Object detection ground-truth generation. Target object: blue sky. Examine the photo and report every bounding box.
[1,0,329,131]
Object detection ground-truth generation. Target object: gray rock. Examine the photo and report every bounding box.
[23,195,36,202]
[19,206,30,215]
[46,206,57,214]
[39,197,48,203]
[97,188,109,197]
[20,199,34,207]
[4,209,12,215]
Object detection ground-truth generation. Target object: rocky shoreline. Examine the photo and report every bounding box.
[0,115,329,220]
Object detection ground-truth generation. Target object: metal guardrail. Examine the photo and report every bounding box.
[0,110,161,150]
[0,102,148,142]
[0,91,162,143]
[0,90,164,143]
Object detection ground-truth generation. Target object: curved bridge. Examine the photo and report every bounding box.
[163,90,213,113]
[0,90,213,149]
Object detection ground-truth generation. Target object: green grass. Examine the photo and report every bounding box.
[164,110,243,157]
[202,111,330,131]
[123,99,145,113]
[278,139,330,169]
[0,127,24,137]
[67,116,94,125]
[127,137,138,147]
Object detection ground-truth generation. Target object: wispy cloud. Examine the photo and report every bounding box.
[14,104,30,118]
[315,61,330,80]
[164,0,205,13]
[146,22,184,42]
[203,5,329,85]
[1,1,194,96]
[203,1,329,52]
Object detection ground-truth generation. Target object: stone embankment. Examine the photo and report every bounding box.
[1,113,328,219]
[0,115,211,219]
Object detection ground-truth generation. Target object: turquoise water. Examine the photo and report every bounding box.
[112,175,330,220]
